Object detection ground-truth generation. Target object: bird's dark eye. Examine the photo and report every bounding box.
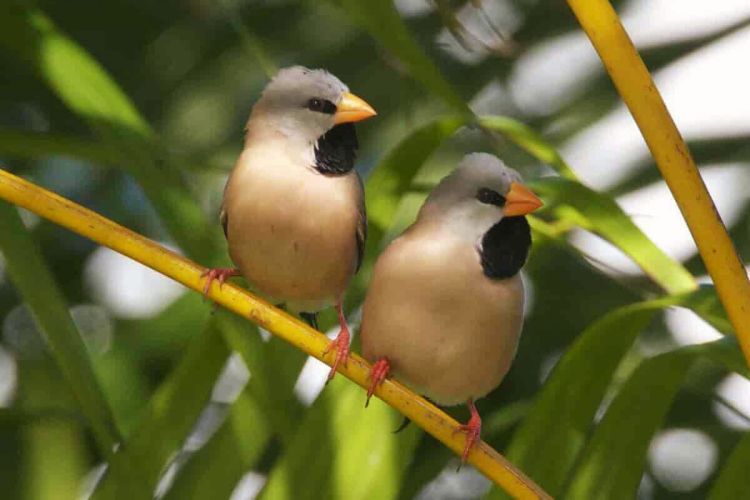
[306,98,337,115]
[476,187,506,207]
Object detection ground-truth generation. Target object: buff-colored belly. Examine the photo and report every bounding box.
[361,235,524,406]
[224,151,360,311]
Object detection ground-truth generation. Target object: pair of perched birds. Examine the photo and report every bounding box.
[203,66,543,461]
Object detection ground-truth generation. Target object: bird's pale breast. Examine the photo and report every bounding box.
[224,147,361,311]
[361,228,524,406]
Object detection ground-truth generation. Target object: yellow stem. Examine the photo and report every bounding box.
[0,168,550,500]
[566,0,750,367]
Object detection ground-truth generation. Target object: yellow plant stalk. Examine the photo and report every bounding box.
[566,0,750,366]
[0,168,550,500]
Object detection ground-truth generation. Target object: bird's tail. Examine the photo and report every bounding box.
[393,416,411,434]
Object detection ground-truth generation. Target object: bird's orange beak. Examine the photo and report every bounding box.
[504,182,543,216]
[334,92,377,124]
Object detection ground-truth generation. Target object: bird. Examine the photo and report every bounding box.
[360,152,543,462]
[202,66,376,381]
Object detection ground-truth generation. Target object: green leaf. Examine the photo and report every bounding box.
[532,177,697,295]
[117,292,214,359]
[0,5,221,263]
[164,389,271,500]
[18,361,89,500]
[21,14,147,133]
[0,201,121,457]
[93,319,229,499]
[365,116,468,233]
[332,0,471,116]
[479,115,578,180]
[260,379,421,500]
[216,313,307,443]
[495,298,671,497]
[495,287,721,498]
[564,350,693,499]
[709,431,750,499]
[0,408,82,427]
[0,129,118,166]
[681,285,734,335]
[220,0,278,78]
[170,311,307,498]
[165,312,307,498]
[564,338,746,499]
[331,394,421,500]
[0,129,216,172]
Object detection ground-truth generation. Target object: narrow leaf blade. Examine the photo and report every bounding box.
[0,6,221,263]
[93,319,229,499]
[333,0,471,116]
[0,201,121,456]
[260,379,421,500]
[565,338,745,499]
[496,300,664,496]
[165,389,271,500]
[479,115,578,180]
[532,177,697,295]
[709,431,750,499]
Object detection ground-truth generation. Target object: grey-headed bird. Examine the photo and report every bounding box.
[360,153,543,461]
[203,66,376,381]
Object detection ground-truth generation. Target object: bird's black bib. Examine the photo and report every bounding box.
[314,123,358,175]
[480,216,531,280]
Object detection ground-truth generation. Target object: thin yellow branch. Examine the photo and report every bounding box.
[0,168,550,500]
[566,0,750,367]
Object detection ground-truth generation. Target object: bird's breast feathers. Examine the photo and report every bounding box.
[222,147,362,305]
[361,232,525,405]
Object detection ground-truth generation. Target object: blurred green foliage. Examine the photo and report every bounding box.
[1,0,749,499]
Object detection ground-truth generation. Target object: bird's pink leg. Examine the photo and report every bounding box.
[322,302,351,382]
[365,357,390,407]
[201,268,241,296]
[456,398,482,463]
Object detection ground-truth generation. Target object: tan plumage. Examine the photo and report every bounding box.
[360,153,543,460]
[223,133,363,313]
[361,227,524,405]
[204,66,376,380]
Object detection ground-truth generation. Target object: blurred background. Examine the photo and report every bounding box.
[1,0,750,498]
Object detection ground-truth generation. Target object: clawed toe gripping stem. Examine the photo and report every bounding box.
[323,302,351,382]
[453,399,482,466]
[201,267,240,296]
[366,357,390,407]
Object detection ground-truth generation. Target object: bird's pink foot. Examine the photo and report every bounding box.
[201,267,241,296]
[366,357,390,407]
[455,399,482,463]
[323,328,349,382]
[322,302,351,382]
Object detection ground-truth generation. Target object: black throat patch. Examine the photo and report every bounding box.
[480,216,532,280]
[313,123,358,175]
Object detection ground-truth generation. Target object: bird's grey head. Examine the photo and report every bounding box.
[422,153,542,237]
[249,66,374,143]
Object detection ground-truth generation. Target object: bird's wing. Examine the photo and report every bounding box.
[219,173,233,239]
[219,204,228,238]
[354,171,367,272]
